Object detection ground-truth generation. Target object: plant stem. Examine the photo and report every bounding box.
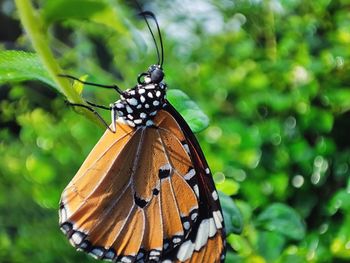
[14,0,104,128]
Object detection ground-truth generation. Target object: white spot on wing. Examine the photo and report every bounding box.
[59,207,67,223]
[153,100,160,106]
[177,240,194,261]
[217,210,224,221]
[191,212,198,221]
[71,232,84,245]
[183,221,190,230]
[90,248,104,259]
[150,250,160,256]
[173,237,181,244]
[160,163,171,171]
[193,184,200,198]
[140,95,146,103]
[212,190,218,201]
[184,169,196,180]
[208,217,217,237]
[213,210,223,229]
[205,168,210,174]
[120,256,132,263]
[183,143,190,154]
[194,219,209,250]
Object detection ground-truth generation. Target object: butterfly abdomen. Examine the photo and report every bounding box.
[112,81,167,127]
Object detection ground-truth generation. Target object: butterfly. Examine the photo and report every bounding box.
[59,9,226,263]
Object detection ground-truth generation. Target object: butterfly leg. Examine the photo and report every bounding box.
[65,101,116,133]
[59,74,124,95]
[85,100,110,110]
[85,101,120,132]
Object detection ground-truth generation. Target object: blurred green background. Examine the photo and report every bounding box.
[1,0,350,262]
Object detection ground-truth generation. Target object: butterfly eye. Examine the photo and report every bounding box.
[150,67,164,83]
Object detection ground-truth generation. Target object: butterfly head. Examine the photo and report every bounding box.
[149,64,164,83]
[138,64,164,85]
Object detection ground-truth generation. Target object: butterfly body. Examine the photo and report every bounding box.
[111,65,167,128]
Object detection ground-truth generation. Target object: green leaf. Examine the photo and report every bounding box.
[167,89,209,133]
[257,231,286,261]
[256,203,305,240]
[0,51,55,88]
[42,0,107,24]
[219,191,243,234]
[327,190,350,214]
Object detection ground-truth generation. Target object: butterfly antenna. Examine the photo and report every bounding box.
[140,11,164,68]
[134,1,164,67]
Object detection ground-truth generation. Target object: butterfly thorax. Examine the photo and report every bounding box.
[111,65,167,127]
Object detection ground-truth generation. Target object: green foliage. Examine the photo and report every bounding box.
[1,0,350,262]
[167,89,210,132]
[256,203,305,241]
[0,51,54,87]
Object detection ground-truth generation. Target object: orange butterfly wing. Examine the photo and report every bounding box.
[60,108,215,262]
